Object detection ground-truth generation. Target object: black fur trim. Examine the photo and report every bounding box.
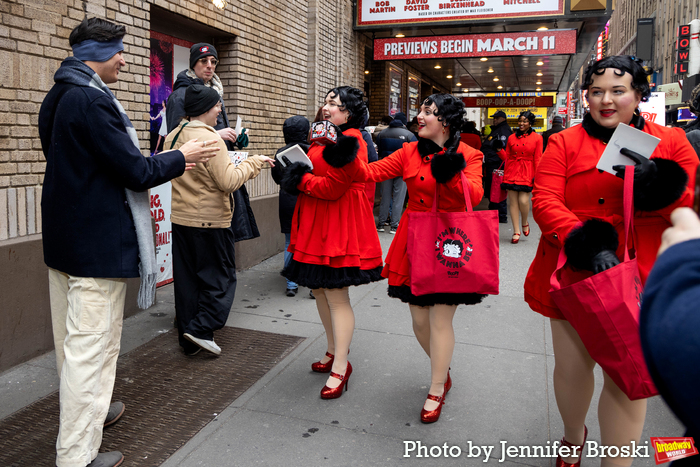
[279,161,312,196]
[635,158,689,211]
[515,128,534,137]
[564,219,619,271]
[387,285,486,306]
[582,113,645,143]
[417,138,443,157]
[322,134,359,168]
[282,260,384,289]
[431,150,466,183]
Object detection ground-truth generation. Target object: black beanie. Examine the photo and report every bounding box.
[184,85,220,117]
[189,43,218,69]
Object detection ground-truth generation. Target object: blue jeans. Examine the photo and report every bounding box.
[284,233,298,290]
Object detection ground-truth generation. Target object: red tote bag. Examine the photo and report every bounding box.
[549,166,657,400]
[490,161,507,203]
[407,172,499,296]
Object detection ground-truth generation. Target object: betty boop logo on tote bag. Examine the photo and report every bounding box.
[434,226,474,275]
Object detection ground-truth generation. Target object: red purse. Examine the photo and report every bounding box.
[548,166,657,400]
[490,161,507,203]
[407,172,500,296]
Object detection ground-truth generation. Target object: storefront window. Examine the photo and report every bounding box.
[408,75,420,122]
[389,66,403,116]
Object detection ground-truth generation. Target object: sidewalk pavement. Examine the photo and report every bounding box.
[0,218,684,466]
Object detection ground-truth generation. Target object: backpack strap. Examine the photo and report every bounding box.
[169,122,189,149]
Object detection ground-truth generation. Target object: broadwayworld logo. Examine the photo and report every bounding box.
[651,437,698,464]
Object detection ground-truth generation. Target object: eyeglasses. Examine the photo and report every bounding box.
[198,57,218,66]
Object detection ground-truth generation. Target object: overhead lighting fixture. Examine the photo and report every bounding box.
[497,85,503,89]
[536,61,544,66]
[456,83,462,87]
[493,77,499,82]
[480,57,488,62]
[537,26,548,31]
[395,33,405,38]
[446,75,453,79]
[212,0,227,9]
[487,68,494,73]
[536,80,542,85]
[434,64,442,69]
[364,70,370,74]
[536,87,542,91]
[536,72,543,76]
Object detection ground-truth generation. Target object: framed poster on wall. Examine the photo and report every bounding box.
[389,66,403,116]
[408,75,420,122]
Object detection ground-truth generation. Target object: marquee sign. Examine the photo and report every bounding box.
[463,96,554,107]
[374,30,576,60]
[356,0,564,28]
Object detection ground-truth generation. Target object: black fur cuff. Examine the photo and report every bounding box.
[431,150,466,183]
[280,161,313,195]
[635,158,689,211]
[322,134,359,168]
[564,219,619,271]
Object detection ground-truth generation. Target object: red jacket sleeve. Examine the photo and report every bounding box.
[533,133,543,181]
[531,132,580,248]
[297,158,365,201]
[647,126,698,220]
[359,143,408,182]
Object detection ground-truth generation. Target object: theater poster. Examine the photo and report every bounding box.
[149,32,193,286]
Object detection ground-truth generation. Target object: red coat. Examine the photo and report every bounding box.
[502,130,542,187]
[524,121,698,319]
[361,141,484,287]
[290,128,383,270]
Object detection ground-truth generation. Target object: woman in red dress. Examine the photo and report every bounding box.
[359,94,487,423]
[500,110,542,244]
[524,56,698,467]
[281,86,383,399]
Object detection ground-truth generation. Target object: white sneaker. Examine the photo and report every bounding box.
[184,333,221,355]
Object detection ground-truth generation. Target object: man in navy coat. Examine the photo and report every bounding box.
[39,17,216,467]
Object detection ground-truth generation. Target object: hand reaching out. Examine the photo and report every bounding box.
[658,207,700,256]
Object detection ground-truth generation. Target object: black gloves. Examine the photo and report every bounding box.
[613,148,657,185]
[591,249,620,274]
[492,139,504,151]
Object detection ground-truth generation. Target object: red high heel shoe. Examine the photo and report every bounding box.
[522,223,530,236]
[420,393,445,423]
[311,352,334,373]
[555,425,588,467]
[320,362,352,399]
[444,370,452,395]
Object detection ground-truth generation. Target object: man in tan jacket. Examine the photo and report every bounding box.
[165,84,273,355]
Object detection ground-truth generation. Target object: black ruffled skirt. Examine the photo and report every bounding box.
[501,183,533,193]
[388,285,486,307]
[282,259,384,290]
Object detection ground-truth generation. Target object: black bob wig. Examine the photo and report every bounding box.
[422,93,467,151]
[581,55,652,103]
[326,86,368,129]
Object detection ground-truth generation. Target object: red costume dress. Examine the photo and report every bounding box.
[284,128,383,289]
[524,115,698,319]
[362,139,486,306]
[500,128,543,192]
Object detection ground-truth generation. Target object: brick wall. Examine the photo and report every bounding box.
[0,0,365,242]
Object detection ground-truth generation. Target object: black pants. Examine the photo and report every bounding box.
[173,224,237,352]
[483,161,507,219]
